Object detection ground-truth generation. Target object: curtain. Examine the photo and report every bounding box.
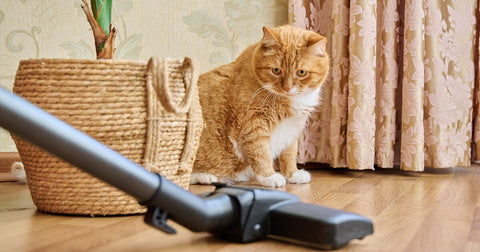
[290,0,479,171]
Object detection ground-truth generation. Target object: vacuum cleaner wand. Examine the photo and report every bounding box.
[0,88,373,249]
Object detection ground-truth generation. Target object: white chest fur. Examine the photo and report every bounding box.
[290,87,321,114]
[270,87,321,159]
[270,116,306,159]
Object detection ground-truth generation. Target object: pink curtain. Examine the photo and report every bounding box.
[290,0,479,171]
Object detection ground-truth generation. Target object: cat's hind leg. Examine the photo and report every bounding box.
[191,137,240,185]
[190,172,219,185]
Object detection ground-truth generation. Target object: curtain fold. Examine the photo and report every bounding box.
[290,0,478,171]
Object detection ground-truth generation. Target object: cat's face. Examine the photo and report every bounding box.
[253,26,330,97]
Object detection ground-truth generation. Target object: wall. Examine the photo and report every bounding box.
[0,0,288,152]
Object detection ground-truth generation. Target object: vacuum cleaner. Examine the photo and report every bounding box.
[0,87,373,249]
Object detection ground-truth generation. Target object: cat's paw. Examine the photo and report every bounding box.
[256,173,286,187]
[190,172,219,185]
[287,169,311,184]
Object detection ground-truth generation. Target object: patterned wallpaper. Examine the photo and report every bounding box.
[0,0,288,152]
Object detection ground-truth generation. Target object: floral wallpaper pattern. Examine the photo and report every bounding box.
[184,0,287,65]
[0,0,287,152]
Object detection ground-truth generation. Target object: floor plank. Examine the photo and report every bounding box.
[470,207,480,242]
[1,166,479,251]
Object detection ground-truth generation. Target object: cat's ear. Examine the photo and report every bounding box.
[261,27,280,49]
[306,34,327,57]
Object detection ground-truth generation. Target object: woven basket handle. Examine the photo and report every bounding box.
[146,57,198,114]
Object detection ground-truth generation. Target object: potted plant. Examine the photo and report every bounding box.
[11,0,203,216]
[81,0,116,59]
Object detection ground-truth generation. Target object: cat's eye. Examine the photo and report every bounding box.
[271,67,282,75]
[296,69,308,77]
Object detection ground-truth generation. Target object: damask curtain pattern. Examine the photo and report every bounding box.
[290,0,478,171]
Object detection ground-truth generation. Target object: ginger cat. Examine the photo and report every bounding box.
[191,25,330,187]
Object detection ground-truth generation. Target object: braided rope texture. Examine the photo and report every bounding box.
[12,58,203,216]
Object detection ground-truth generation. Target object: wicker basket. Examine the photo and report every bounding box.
[12,57,203,215]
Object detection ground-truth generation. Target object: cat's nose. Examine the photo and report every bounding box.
[283,77,293,92]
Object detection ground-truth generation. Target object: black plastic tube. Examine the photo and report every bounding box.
[0,88,235,231]
[0,88,159,201]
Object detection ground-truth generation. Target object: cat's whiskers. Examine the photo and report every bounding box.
[259,84,281,109]
[261,91,274,109]
[249,85,275,109]
[270,94,282,110]
[249,86,269,104]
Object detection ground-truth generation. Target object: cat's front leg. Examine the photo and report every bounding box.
[251,150,287,187]
[256,172,287,187]
[279,140,311,184]
[238,135,286,187]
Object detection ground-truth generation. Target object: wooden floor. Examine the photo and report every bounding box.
[1,164,479,252]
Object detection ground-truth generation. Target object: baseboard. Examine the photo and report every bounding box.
[0,152,21,182]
